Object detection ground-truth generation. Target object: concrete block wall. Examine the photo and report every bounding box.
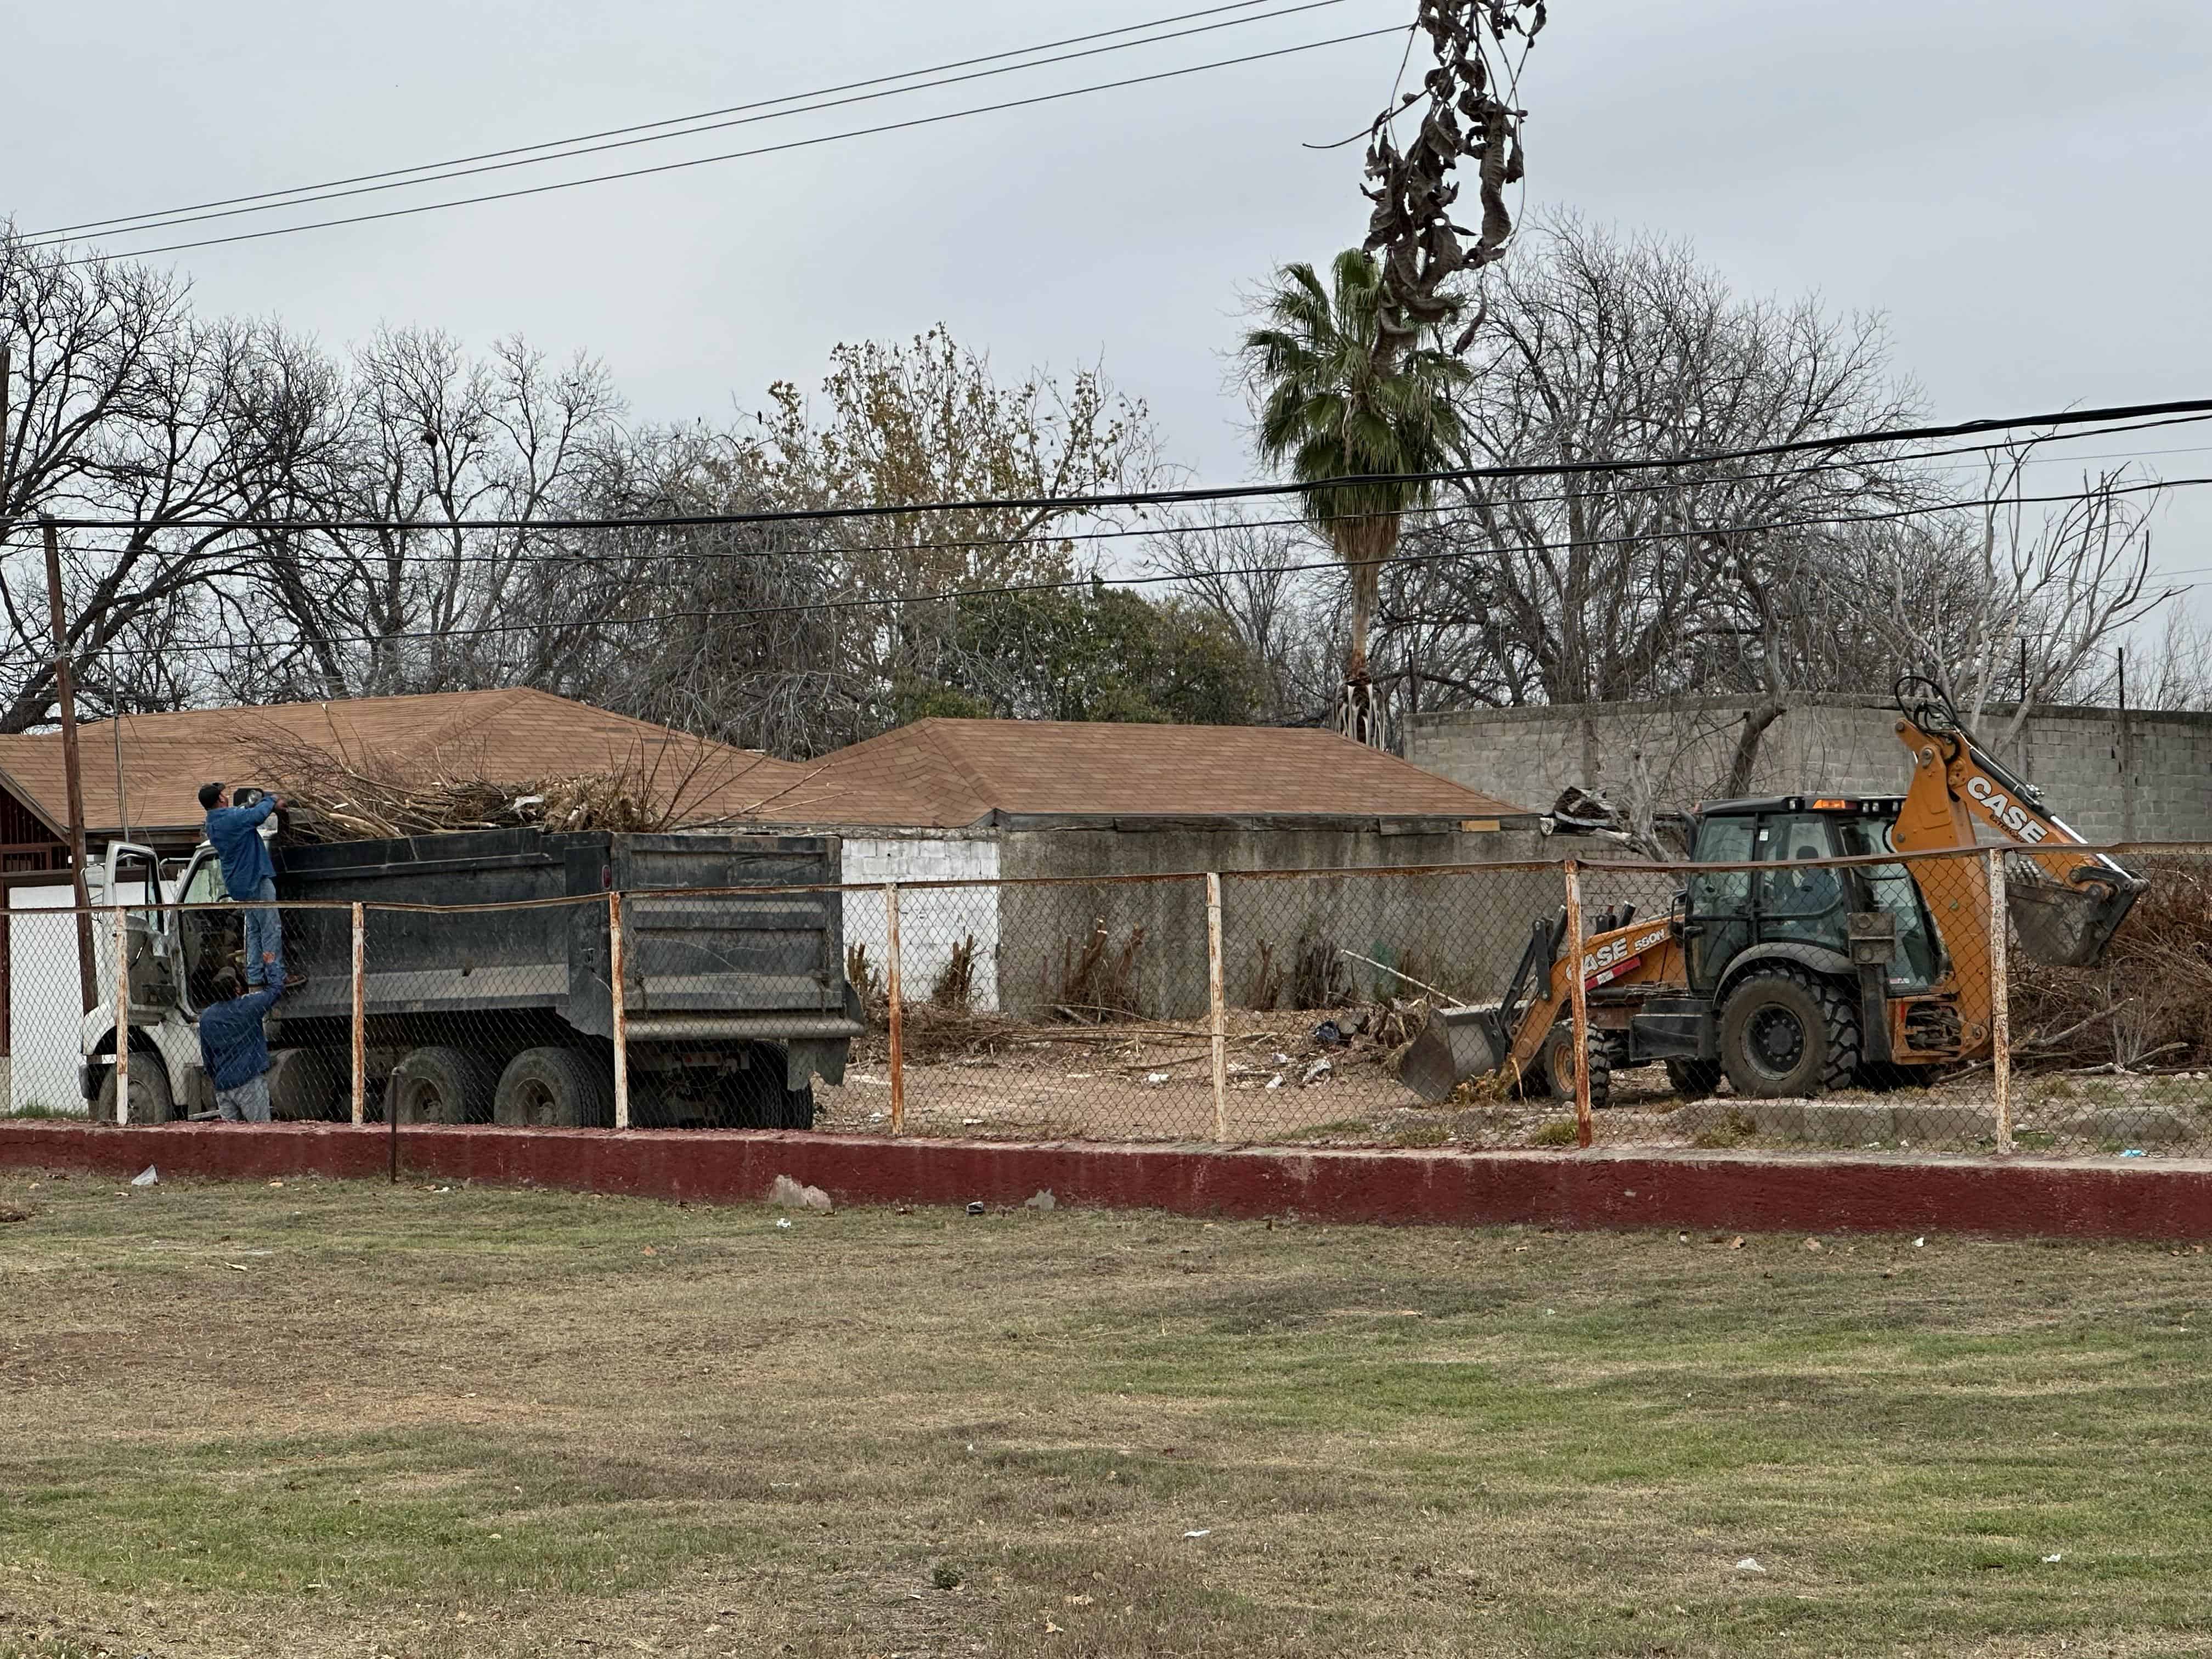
[995,826,1559,1019]
[1407,696,2212,844]
[839,837,1002,1012]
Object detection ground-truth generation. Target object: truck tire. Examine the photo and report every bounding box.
[268,1048,346,1121]
[95,1053,174,1125]
[494,1047,614,1128]
[388,1046,496,1125]
[1665,1058,1725,1098]
[1541,1023,1611,1111]
[1718,967,1860,1099]
[719,1044,817,1130]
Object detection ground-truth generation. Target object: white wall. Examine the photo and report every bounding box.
[839,838,1001,1013]
[10,882,89,1114]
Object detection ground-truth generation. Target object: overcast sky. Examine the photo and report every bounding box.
[12,0,2212,605]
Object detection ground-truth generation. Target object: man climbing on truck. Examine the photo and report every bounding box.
[198,782,289,989]
[198,965,288,1124]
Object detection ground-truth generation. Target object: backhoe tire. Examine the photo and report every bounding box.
[1541,1023,1612,1111]
[95,1052,174,1125]
[1664,1058,1725,1098]
[1718,968,1860,1099]
[388,1046,497,1125]
[494,1047,614,1128]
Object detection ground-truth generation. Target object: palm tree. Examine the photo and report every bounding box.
[1242,248,1469,742]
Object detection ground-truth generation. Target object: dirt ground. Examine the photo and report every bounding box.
[815,1009,2212,1156]
[5,1173,2212,1658]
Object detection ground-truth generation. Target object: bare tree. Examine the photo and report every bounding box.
[0,234,348,727]
[1415,214,1917,716]
[1833,444,2170,746]
[230,329,622,701]
[1143,504,1344,724]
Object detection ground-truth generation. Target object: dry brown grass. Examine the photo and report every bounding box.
[5,1171,2212,1658]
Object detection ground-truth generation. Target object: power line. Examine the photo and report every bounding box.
[69,472,2212,660]
[54,26,1410,268]
[25,0,1294,240]
[68,411,2204,577]
[40,397,2212,533]
[20,0,1358,253]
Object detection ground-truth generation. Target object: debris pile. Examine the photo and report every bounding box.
[2011,855,2212,1071]
[239,731,770,844]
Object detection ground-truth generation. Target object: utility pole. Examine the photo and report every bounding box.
[42,519,97,1014]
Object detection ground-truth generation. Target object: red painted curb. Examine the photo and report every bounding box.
[4,1122,2208,1241]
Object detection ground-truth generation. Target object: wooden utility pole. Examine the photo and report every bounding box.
[43,519,97,1014]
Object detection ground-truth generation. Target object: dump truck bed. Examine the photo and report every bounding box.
[266,830,854,1045]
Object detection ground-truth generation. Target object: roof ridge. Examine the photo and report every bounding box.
[909,719,1002,811]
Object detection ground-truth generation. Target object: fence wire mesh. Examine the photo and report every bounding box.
[5,845,2205,1159]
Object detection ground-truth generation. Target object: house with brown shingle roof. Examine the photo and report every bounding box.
[0,686,805,859]
[733,718,1543,1021]
[757,718,1525,828]
[0,694,1548,1060]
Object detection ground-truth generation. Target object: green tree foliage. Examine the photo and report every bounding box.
[902,581,1262,727]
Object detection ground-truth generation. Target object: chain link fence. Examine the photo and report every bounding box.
[8,844,2208,1158]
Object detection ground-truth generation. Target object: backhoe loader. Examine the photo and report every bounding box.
[1401,680,2144,1106]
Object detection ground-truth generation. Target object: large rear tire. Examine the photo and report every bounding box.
[1718,968,1860,1098]
[95,1052,174,1125]
[388,1046,498,1125]
[493,1047,614,1128]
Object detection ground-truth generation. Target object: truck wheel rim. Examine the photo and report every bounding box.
[1748,1006,1805,1073]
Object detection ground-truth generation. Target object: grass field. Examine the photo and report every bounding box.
[3,1171,2211,1658]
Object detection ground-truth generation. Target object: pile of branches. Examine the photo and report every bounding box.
[2010,857,2212,1070]
[241,732,735,844]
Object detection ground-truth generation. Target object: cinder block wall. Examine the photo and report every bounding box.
[995,826,1559,1019]
[1406,697,2210,844]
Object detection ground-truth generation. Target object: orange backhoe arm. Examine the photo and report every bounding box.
[1889,713,2142,1048]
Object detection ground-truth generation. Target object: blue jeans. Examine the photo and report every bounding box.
[244,876,284,988]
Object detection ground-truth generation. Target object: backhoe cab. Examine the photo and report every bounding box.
[1401,680,2145,1108]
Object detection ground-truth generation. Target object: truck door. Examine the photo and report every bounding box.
[101,843,178,1019]
[1684,815,1758,994]
[172,848,237,1018]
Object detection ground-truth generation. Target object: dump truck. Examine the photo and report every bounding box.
[80,827,863,1128]
[1402,679,2144,1105]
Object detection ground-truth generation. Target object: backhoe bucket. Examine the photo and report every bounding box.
[1400,1004,1509,1103]
[2008,865,2143,969]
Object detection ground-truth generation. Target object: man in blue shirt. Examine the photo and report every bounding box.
[199,781,288,989]
[199,967,286,1123]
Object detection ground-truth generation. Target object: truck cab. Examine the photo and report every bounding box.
[77,840,234,1121]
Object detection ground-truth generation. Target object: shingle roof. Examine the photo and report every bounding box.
[0,697,1525,844]
[752,718,1526,828]
[0,687,810,842]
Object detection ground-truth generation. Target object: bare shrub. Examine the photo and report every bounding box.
[1043,921,1146,1022]
[1244,940,1283,1011]
[930,935,978,1012]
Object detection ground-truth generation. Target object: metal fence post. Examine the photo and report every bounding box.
[608,890,630,1131]
[110,902,128,1125]
[884,882,905,1136]
[349,902,366,1126]
[1987,848,2013,1153]
[1206,872,1227,1143]
[1562,859,1592,1150]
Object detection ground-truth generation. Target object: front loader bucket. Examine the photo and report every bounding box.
[1400,1004,1510,1104]
[2008,865,2143,969]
